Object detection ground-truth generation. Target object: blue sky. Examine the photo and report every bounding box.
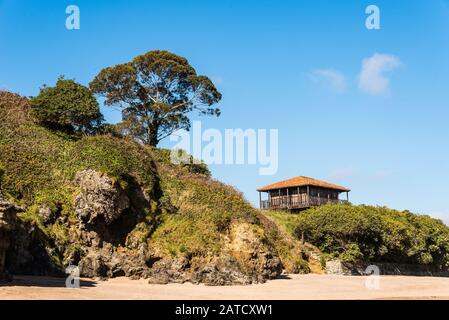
[1,0,449,222]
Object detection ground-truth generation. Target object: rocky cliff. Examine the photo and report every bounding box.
[0,91,306,285]
[3,168,285,285]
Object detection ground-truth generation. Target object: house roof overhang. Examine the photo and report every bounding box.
[257,176,351,192]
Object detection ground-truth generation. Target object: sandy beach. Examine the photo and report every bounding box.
[1,274,449,300]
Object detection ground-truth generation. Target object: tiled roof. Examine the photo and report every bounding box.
[257,176,350,192]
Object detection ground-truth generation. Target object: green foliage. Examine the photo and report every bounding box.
[0,90,306,275]
[319,254,328,269]
[89,50,222,146]
[30,77,103,133]
[152,148,211,177]
[0,91,162,268]
[261,211,311,273]
[0,92,157,204]
[70,135,157,186]
[150,163,259,257]
[339,243,364,263]
[295,203,449,268]
[264,211,301,236]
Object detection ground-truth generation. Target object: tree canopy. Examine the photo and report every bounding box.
[31,77,103,133]
[89,50,222,146]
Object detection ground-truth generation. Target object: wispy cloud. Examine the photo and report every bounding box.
[327,167,358,183]
[358,53,401,96]
[309,69,347,94]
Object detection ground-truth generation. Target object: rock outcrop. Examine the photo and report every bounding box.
[74,170,130,225]
[71,170,282,285]
[225,222,282,282]
[326,259,449,277]
[73,170,154,279]
[0,193,22,281]
[146,222,282,285]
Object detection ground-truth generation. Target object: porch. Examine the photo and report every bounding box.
[260,194,342,210]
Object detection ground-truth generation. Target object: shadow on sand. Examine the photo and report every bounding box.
[275,274,292,280]
[0,275,97,288]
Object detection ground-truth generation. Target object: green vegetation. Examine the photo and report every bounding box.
[0,90,308,275]
[264,210,301,236]
[4,82,447,277]
[262,214,311,273]
[89,50,222,146]
[150,160,259,256]
[0,91,160,265]
[295,203,449,269]
[149,162,309,272]
[152,148,211,178]
[0,92,156,204]
[30,77,103,134]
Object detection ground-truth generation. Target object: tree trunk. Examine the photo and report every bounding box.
[146,119,160,147]
[148,132,159,146]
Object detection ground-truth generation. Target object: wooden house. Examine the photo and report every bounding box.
[257,176,350,211]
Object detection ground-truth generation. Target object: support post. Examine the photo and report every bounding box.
[307,185,310,206]
[259,192,262,209]
[279,189,281,208]
[297,186,300,206]
[268,192,271,208]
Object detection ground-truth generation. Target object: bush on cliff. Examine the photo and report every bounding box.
[30,77,103,134]
[295,203,449,269]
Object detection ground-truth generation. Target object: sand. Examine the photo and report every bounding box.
[1,274,449,300]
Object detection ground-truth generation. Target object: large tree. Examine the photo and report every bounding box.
[89,50,222,146]
[31,77,103,134]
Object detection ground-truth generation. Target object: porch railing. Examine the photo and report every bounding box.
[260,195,341,210]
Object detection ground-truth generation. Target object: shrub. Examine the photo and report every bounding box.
[295,203,449,268]
[152,148,211,177]
[30,77,103,133]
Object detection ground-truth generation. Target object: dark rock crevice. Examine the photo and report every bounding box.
[0,193,23,281]
[6,221,65,277]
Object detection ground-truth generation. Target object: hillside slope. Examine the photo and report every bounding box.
[0,91,309,285]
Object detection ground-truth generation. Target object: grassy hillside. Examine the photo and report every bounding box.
[263,211,323,273]
[0,91,309,280]
[0,92,158,203]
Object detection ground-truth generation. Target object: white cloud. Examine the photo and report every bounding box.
[310,69,347,93]
[358,53,401,96]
